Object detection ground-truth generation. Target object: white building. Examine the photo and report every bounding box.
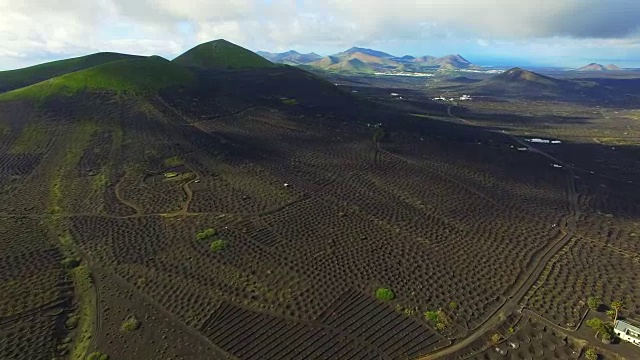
[460,95,472,101]
[614,320,640,346]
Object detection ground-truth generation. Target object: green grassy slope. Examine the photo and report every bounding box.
[0,52,143,93]
[173,39,275,69]
[0,56,195,101]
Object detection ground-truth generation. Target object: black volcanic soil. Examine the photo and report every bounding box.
[1,66,639,359]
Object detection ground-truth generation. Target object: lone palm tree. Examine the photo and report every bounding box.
[611,301,623,323]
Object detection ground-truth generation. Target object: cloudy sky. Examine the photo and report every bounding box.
[1,0,639,70]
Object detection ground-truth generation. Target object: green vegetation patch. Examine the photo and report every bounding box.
[375,287,395,301]
[0,52,142,93]
[164,156,183,167]
[587,296,602,310]
[50,121,98,214]
[87,352,109,360]
[281,98,298,105]
[173,39,276,70]
[595,137,640,146]
[424,309,451,330]
[0,56,194,101]
[585,348,598,360]
[61,257,81,269]
[70,265,96,360]
[586,317,614,340]
[210,239,226,252]
[121,314,141,332]
[164,172,195,182]
[196,228,217,240]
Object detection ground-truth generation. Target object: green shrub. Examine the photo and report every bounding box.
[87,352,109,360]
[424,310,439,323]
[587,296,602,310]
[281,98,298,105]
[375,287,395,301]
[120,314,140,332]
[586,318,614,339]
[196,228,216,240]
[210,239,226,252]
[65,315,79,330]
[61,257,81,269]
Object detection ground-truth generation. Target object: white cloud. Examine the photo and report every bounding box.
[0,0,639,69]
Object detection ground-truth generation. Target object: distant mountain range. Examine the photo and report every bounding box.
[258,46,477,73]
[577,63,622,71]
[256,50,323,65]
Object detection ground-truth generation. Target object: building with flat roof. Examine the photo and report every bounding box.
[614,320,640,347]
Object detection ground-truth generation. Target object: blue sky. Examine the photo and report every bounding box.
[1,0,639,70]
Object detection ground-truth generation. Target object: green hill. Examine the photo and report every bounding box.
[0,56,194,101]
[0,52,143,93]
[173,39,275,69]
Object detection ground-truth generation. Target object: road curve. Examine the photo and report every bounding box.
[415,110,580,360]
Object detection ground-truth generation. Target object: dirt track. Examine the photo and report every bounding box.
[415,110,581,360]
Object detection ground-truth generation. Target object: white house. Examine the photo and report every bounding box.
[614,320,640,347]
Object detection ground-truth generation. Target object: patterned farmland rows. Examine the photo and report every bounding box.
[386,136,568,223]
[256,194,512,325]
[0,217,72,360]
[187,163,303,215]
[0,313,62,360]
[201,302,384,360]
[319,290,447,359]
[71,215,310,323]
[274,161,557,319]
[526,235,640,326]
[237,217,283,247]
[576,213,640,256]
[574,179,640,255]
[470,319,581,360]
[0,218,71,318]
[0,154,43,178]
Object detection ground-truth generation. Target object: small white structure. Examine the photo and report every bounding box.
[527,138,551,144]
[614,320,640,346]
[390,93,400,97]
[460,95,472,101]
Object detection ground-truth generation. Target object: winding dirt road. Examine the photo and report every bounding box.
[413,108,581,359]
